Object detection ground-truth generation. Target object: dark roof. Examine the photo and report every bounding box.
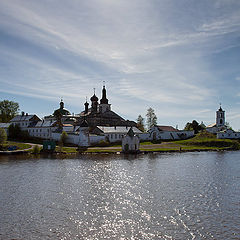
[10,114,41,122]
[80,119,89,127]
[127,127,135,138]
[90,94,98,102]
[53,108,71,116]
[157,125,178,132]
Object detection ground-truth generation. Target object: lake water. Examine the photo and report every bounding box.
[0,151,239,240]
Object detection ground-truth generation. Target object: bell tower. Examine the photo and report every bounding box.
[99,82,111,113]
[216,104,225,127]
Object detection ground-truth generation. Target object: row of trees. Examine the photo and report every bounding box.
[136,109,209,134]
[136,107,157,132]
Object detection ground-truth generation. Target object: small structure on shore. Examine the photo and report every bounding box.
[122,127,140,153]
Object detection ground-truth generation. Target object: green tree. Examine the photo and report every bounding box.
[8,124,21,139]
[8,124,29,140]
[184,120,204,134]
[136,115,145,132]
[0,100,19,122]
[0,128,7,145]
[146,108,157,130]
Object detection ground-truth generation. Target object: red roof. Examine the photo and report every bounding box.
[157,125,178,132]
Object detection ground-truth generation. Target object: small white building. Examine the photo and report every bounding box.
[149,125,194,140]
[217,129,240,139]
[122,127,140,153]
[78,120,90,147]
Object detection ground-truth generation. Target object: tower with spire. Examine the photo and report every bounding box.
[216,104,225,127]
[99,82,111,113]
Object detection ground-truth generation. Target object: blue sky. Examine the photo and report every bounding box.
[0,0,240,129]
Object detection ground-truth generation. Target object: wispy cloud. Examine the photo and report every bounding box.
[0,0,240,129]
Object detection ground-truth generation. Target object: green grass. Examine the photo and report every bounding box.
[56,146,78,153]
[173,131,240,150]
[0,141,32,151]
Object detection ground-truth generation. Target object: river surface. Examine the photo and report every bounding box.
[0,151,239,240]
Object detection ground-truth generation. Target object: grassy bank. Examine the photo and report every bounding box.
[2,131,240,154]
[0,141,32,151]
[174,131,240,150]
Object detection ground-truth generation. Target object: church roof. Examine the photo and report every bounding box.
[53,100,71,116]
[96,126,142,134]
[206,123,216,128]
[80,119,89,127]
[156,125,178,132]
[127,127,135,138]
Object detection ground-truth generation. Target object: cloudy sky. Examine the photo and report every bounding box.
[0,0,240,129]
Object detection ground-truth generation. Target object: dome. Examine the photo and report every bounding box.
[53,108,71,116]
[53,100,71,116]
[90,94,98,102]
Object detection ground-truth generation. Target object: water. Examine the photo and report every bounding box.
[0,152,239,240]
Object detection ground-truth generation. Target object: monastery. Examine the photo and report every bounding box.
[2,84,195,146]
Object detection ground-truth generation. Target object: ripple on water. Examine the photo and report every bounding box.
[0,152,239,239]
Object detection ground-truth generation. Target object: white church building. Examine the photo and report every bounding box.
[206,105,240,139]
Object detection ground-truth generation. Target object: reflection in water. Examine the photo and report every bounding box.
[0,152,239,239]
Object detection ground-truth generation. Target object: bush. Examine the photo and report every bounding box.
[97,140,111,147]
[32,145,40,154]
[60,131,68,146]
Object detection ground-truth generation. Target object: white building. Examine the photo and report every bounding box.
[10,112,41,130]
[206,106,227,134]
[148,125,194,141]
[217,129,240,139]
[122,127,140,153]
[93,126,143,143]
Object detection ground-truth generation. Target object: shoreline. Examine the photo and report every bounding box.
[0,147,238,156]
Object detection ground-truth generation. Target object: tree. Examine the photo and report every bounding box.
[146,107,157,130]
[136,115,145,132]
[0,100,19,122]
[184,120,204,134]
[8,124,21,139]
[0,128,7,145]
[8,123,29,140]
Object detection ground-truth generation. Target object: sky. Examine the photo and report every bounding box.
[0,0,240,130]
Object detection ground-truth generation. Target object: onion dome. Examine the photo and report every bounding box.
[90,94,98,102]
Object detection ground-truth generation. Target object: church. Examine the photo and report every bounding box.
[77,84,137,127]
[206,105,227,134]
[45,84,137,128]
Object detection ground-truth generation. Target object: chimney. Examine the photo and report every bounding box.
[21,111,24,116]
[26,113,28,116]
